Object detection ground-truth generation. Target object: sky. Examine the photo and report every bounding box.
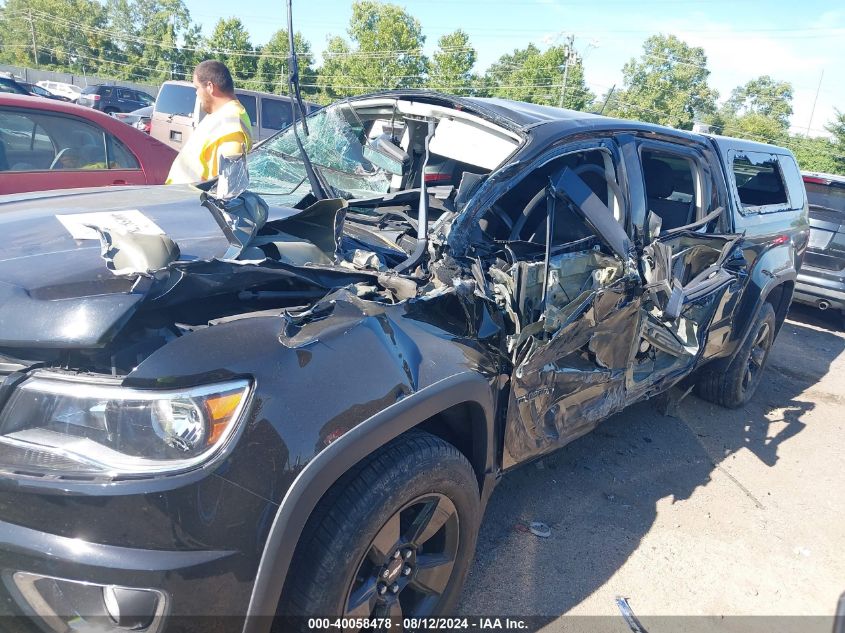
[181,0,845,137]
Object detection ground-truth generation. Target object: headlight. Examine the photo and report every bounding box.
[0,373,251,479]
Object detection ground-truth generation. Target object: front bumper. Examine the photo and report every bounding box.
[794,268,845,311]
[0,517,251,633]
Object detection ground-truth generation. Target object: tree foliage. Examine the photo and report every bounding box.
[826,109,845,146]
[255,29,315,95]
[610,34,718,129]
[723,75,793,128]
[317,0,426,100]
[429,30,476,95]
[205,18,256,81]
[484,43,593,110]
[0,0,113,73]
[789,134,843,175]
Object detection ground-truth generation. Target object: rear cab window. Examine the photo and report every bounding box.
[729,150,803,213]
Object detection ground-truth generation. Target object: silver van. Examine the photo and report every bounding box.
[150,80,318,151]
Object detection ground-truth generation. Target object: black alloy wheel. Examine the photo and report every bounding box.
[741,319,772,397]
[279,432,481,633]
[345,493,460,620]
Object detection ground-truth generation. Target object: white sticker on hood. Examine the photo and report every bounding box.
[56,210,166,240]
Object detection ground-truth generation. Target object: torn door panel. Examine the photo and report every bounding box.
[503,276,640,467]
[627,232,745,393]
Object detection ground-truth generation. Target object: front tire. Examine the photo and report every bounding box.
[280,432,481,629]
[695,302,776,408]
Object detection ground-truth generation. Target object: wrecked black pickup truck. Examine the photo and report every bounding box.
[0,91,808,632]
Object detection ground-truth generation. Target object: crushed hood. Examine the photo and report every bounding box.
[0,185,339,349]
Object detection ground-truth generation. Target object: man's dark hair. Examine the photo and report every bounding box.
[194,60,235,94]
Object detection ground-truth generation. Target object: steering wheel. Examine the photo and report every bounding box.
[508,164,624,242]
[49,147,73,170]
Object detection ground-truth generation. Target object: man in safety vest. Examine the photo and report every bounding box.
[166,60,253,184]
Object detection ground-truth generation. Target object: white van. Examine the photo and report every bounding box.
[150,80,318,151]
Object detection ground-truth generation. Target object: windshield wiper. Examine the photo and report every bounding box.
[286,0,332,201]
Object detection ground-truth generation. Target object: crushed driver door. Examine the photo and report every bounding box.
[501,167,643,468]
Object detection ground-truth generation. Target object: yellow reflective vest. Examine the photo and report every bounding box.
[166,99,253,184]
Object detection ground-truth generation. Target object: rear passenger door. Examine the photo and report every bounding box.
[625,137,747,396]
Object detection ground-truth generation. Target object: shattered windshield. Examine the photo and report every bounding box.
[247,102,392,206]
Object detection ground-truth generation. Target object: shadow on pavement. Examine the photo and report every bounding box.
[457,318,844,618]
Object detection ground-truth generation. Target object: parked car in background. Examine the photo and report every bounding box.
[794,171,845,327]
[112,105,153,134]
[0,77,29,96]
[18,82,71,102]
[35,80,83,102]
[77,85,155,114]
[0,94,176,193]
[150,79,318,150]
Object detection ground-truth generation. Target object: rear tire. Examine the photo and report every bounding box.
[103,107,118,114]
[695,302,776,408]
[279,432,481,630]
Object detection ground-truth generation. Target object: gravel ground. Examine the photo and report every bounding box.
[456,304,845,633]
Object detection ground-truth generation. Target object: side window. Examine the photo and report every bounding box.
[261,97,292,131]
[100,87,113,99]
[155,84,196,116]
[641,149,698,231]
[239,95,257,128]
[121,89,136,101]
[731,151,789,211]
[0,111,113,171]
[480,147,623,244]
[106,134,140,169]
[0,111,56,170]
[777,154,805,210]
[136,92,154,106]
[50,115,107,170]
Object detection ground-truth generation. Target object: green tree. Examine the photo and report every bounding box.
[429,30,476,94]
[723,75,793,129]
[255,29,315,95]
[0,0,112,73]
[610,34,718,129]
[102,0,198,81]
[826,109,845,146]
[317,0,427,100]
[484,43,593,109]
[789,134,844,175]
[205,17,257,83]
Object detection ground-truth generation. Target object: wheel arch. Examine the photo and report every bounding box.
[241,371,497,632]
[731,244,798,350]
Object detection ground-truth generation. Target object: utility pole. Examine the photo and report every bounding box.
[558,34,578,109]
[27,9,38,66]
[806,69,824,136]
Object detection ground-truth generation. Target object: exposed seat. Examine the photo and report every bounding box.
[643,157,693,231]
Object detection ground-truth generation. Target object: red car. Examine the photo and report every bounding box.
[0,94,176,194]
